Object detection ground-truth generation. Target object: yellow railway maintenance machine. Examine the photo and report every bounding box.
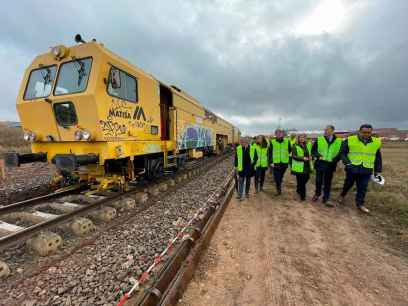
[5,35,240,190]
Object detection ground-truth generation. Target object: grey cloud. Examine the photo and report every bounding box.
[0,0,407,134]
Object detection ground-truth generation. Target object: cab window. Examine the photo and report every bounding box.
[107,67,138,102]
[54,57,92,96]
[24,65,57,100]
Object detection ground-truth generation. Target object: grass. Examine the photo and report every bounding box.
[338,143,408,254]
[0,122,30,154]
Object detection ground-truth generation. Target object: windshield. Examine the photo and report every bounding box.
[54,57,92,95]
[24,65,57,100]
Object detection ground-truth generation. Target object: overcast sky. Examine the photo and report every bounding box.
[1,0,407,135]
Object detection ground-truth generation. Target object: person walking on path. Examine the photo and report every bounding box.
[254,135,270,192]
[311,125,342,207]
[234,138,258,200]
[291,134,313,201]
[338,124,382,213]
[269,129,291,195]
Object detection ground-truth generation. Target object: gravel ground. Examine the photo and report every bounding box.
[0,157,233,306]
[0,163,55,205]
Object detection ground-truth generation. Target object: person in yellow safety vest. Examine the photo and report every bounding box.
[234,138,258,200]
[291,133,313,201]
[311,125,342,207]
[269,129,291,196]
[338,124,382,213]
[254,135,270,192]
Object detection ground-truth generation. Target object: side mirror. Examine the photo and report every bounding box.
[110,68,121,89]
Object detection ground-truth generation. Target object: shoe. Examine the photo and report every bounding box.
[324,200,334,207]
[236,194,241,199]
[337,196,345,205]
[245,194,250,199]
[358,206,370,213]
[312,195,319,202]
[260,187,264,192]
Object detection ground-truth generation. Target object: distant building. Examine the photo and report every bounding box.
[5,122,22,128]
[373,128,407,140]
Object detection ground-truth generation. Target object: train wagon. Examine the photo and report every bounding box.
[6,35,240,189]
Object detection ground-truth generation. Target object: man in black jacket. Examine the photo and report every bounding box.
[311,125,342,206]
[338,124,382,213]
[234,138,258,200]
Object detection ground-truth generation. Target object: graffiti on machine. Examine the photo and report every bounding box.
[178,125,212,150]
[100,100,151,139]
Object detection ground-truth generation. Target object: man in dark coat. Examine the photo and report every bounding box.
[311,125,342,206]
[338,124,382,213]
[234,138,257,200]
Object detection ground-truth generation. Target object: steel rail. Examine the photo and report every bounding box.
[0,154,230,252]
[128,172,234,306]
[0,184,88,217]
[0,189,128,252]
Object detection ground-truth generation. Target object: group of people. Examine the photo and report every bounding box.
[234,124,382,213]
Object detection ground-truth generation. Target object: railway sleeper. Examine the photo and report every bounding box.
[134,192,149,204]
[5,211,59,225]
[147,186,160,197]
[0,260,10,278]
[47,202,82,214]
[70,217,96,236]
[0,220,25,237]
[27,231,63,257]
[90,206,117,222]
[158,182,168,192]
[110,198,136,210]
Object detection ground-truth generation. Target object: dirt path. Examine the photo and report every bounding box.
[179,175,408,306]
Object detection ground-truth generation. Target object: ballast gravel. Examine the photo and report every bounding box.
[0,163,55,205]
[0,158,233,306]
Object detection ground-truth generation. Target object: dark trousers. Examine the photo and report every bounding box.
[341,170,371,207]
[237,175,251,197]
[295,173,310,200]
[273,166,287,192]
[255,167,267,191]
[315,168,335,201]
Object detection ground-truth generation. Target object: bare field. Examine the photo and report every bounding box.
[0,123,30,154]
[179,142,408,306]
[365,143,408,254]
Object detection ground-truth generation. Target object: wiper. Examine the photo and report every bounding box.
[74,59,86,86]
[40,68,52,93]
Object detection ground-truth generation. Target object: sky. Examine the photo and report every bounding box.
[0,0,407,135]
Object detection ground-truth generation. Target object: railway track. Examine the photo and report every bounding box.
[0,154,229,279]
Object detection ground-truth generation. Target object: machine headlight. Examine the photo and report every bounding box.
[74,129,92,141]
[23,131,36,142]
[23,132,31,142]
[81,130,92,141]
[50,45,68,59]
[74,130,83,141]
[51,46,61,57]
